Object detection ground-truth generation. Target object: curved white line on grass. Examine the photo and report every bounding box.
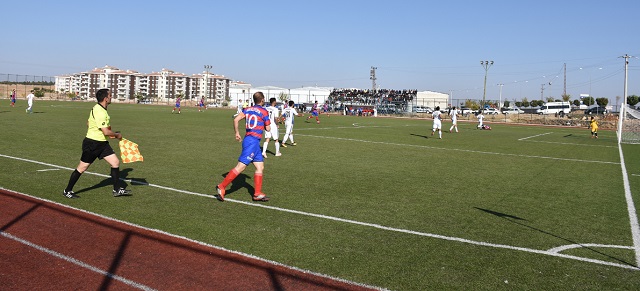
[548,243,634,253]
[518,132,553,141]
[0,231,156,291]
[1,154,637,270]
[0,188,385,291]
[294,135,620,165]
[618,143,640,266]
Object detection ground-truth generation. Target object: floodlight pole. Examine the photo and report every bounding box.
[204,65,212,101]
[480,61,493,109]
[497,84,504,109]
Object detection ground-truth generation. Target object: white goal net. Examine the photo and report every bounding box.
[618,104,640,144]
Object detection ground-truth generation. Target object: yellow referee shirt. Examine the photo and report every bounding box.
[86,104,110,141]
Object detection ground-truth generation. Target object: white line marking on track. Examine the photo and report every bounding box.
[0,231,157,291]
[1,153,637,270]
[294,135,620,165]
[0,188,384,291]
[617,142,640,266]
[518,132,553,141]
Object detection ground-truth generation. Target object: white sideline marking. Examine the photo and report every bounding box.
[0,231,156,291]
[36,169,60,172]
[294,135,620,165]
[548,243,634,253]
[617,143,640,266]
[0,154,638,270]
[0,188,384,291]
[518,132,552,141]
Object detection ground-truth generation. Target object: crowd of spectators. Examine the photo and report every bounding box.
[328,88,416,106]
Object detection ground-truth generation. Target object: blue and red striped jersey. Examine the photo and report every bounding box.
[243,105,271,140]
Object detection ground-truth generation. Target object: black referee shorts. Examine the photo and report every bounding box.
[80,138,116,164]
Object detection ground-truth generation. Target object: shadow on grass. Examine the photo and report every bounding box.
[74,168,135,195]
[220,172,254,199]
[410,133,429,139]
[474,207,636,267]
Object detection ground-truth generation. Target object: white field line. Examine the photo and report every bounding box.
[36,168,60,172]
[548,243,634,253]
[617,143,640,266]
[518,132,553,141]
[522,140,617,148]
[294,134,620,165]
[0,188,385,291]
[1,154,638,270]
[0,231,156,291]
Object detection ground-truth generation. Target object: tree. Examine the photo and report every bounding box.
[530,100,538,107]
[135,92,144,103]
[278,92,289,102]
[537,100,545,107]
[627,95,639,106]
[595,97,609,107]
[521,98,529,107]
[546,96,555,102]
[515,101,522,107]
[573,99,581,107]
[582,96,595,106]
[503,100,510,108]
[562,94,571,102]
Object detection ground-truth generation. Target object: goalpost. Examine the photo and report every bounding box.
[618,104,640,144]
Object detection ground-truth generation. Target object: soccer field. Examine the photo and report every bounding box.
[1,100,639,290]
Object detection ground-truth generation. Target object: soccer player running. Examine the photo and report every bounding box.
[216,92,271,202]
[62,89,131,198]
[10,89,16,107]
[477,111,485,129]
[306,100,320,124]
[431,106,443,139]
[449,106,459,133]
[281,100,302,147]
[25,90,35,114]
[590,116,598,139]
[172,96,181,114]
[262,97,282,157]
[198,97,206,112]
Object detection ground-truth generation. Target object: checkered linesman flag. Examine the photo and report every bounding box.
[119,138,144,163]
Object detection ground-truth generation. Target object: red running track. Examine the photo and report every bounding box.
[0,189,380,291]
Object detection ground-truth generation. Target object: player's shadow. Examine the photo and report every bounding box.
[221,172,254,198]
[74,168,134,195]
[474,207,636,267]
[410,133,429,139]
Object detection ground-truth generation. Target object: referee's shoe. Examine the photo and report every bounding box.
[113,187,132,197]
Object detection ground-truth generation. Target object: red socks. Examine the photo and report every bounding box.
[220,168,239,188]
[254,173,263,194]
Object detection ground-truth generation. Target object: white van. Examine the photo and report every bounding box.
[536,102,571,115]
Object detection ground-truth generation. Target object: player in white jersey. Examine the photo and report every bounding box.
[262,98,282,157]
[281,100,302,147]
[449,106,459,133]
[477,111,485,129]
[431,106,443,139]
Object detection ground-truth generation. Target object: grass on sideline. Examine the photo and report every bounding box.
[0,100,639,290]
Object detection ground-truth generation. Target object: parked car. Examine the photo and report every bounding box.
[483,108,500,115]
[502,107,524,114]
[585,106,607,115]
[460,107,473,116]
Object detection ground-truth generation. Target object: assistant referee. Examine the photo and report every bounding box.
[63,88,131,198]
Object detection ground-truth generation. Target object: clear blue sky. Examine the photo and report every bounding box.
[2,0,639,104]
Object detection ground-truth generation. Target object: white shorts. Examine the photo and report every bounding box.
[451,118,457,125]
[284,123,294,136]
[433,120,442,130]
[266,125,279,140]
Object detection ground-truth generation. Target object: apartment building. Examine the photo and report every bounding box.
[56,65,230,102]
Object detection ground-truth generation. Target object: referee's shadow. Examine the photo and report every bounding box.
[74,168,135,195]
[221,172,254,198]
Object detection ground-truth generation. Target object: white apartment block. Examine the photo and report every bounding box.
[56,65,230,102]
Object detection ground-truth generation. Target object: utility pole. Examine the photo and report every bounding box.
[497,84,504,109]
[480,61,494,109]
[370,66,378,104]
[563,63,567,98]
[204,65,212,101]
[541,82,551,100]
[619,54,634,121]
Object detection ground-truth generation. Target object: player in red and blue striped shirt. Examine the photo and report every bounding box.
[216,92,271,202]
